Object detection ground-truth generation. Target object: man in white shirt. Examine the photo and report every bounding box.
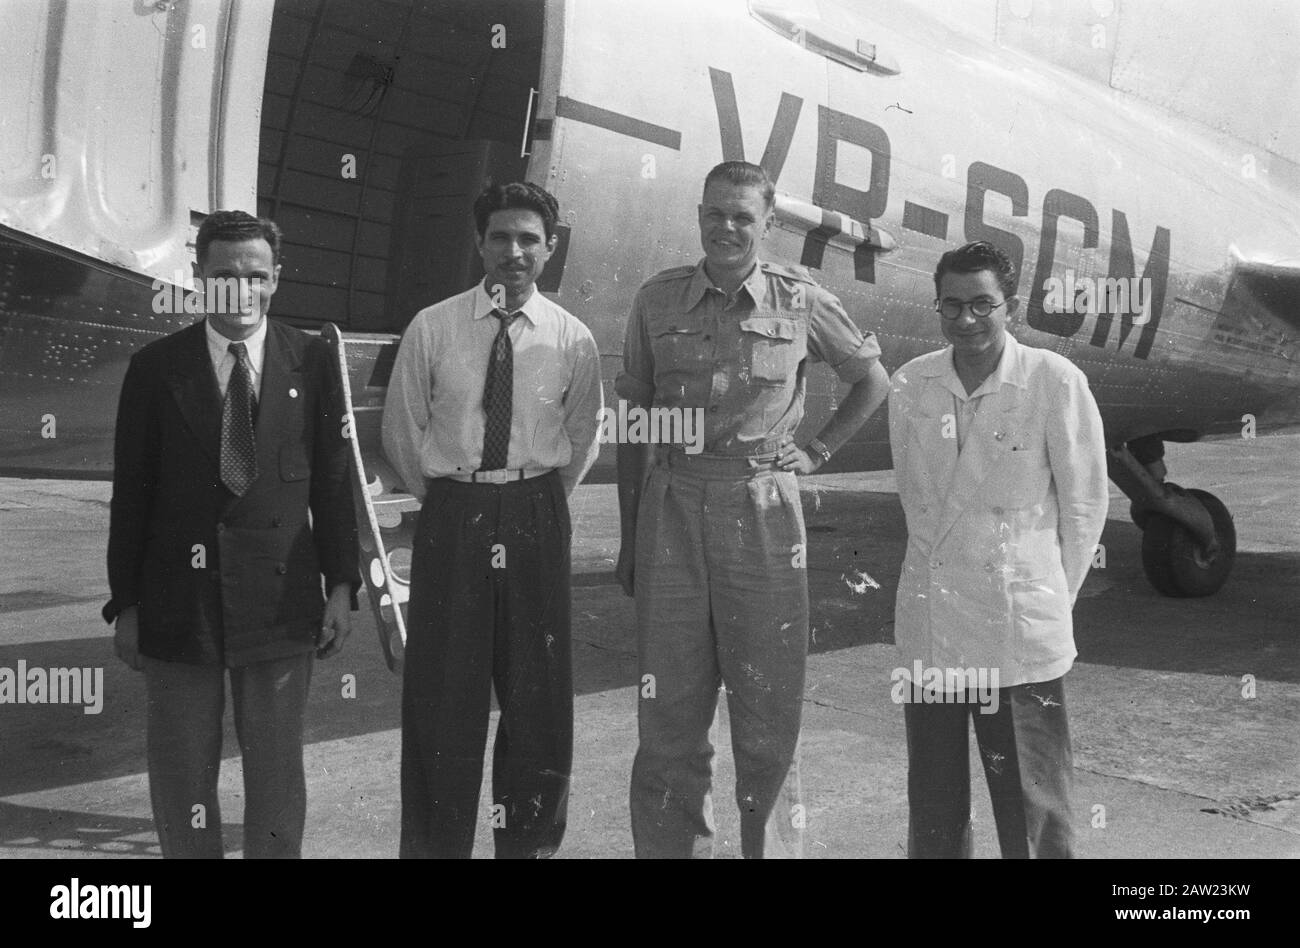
[382,181,602,858]
[888,240,1109,858]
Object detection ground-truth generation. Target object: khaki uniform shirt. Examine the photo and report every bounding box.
[616,259,880,455]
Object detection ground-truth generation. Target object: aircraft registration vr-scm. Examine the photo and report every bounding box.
[2,0,1298,613]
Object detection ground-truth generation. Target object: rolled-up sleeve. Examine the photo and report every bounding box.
[807,290,881,384]
[614,291,655,406]
[1046,365,1109,601]
[381,319,433,503]
[559,324,604,494]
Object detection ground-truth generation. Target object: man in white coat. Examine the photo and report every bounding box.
[888,240,1109,858]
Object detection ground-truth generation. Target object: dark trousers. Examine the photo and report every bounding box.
[142,653,313,858]
[400,472,573,859]
[904,676,1074,858]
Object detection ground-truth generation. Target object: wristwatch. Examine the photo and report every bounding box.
[806,437,832,467]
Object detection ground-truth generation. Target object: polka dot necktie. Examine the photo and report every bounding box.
[221,341,258,496]
[480,309,519,471]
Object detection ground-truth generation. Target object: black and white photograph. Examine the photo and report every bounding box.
[0,0,1294,909]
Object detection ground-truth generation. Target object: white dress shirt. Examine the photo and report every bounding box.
[205,317,266,400]
[382,282,604,500]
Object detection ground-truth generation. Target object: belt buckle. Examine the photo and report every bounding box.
[475,469,511,484]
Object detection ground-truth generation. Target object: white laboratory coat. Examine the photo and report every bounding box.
[888,334,1109,687]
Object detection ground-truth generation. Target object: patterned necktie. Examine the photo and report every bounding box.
[480,309,519,471]
[221,341,258,495]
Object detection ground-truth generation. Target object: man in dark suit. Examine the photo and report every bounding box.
[103,210,360,858]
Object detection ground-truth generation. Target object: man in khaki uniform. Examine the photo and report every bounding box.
[615,160,891,858]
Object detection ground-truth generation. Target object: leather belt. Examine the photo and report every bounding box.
[657,448,781,477]
[439,468,553,484]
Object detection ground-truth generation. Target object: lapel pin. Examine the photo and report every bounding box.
[289,388,299,398]
[994,430,1005,441]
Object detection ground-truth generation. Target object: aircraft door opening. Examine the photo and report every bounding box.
[257,0,545,335]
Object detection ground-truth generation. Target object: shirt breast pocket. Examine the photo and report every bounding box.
[739,316,800,385]
[651,324,705,372]
[648,317,707,402]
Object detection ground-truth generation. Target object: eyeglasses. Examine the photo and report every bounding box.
[935,298,1011,320]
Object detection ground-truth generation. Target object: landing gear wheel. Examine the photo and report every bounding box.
[1140,488,1236,597]
[1130,479,1187,531]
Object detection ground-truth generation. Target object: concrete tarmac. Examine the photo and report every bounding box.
[2,434,1298,858]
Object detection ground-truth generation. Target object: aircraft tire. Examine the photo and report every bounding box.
[1140,488,1236,597]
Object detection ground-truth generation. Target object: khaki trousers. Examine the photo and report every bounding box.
[630,453,808,858]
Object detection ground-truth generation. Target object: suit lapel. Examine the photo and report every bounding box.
[932,379,1022,547]
[255,321,304,470]
[165,322,222,467]
[917,375,959,495]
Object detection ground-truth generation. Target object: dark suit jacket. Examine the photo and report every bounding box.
[103,319,360,666]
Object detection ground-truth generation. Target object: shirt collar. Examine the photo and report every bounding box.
[473,280,543,326]
[684,258,768,310]
[205,316,267,374]
[931,332,1025,400]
